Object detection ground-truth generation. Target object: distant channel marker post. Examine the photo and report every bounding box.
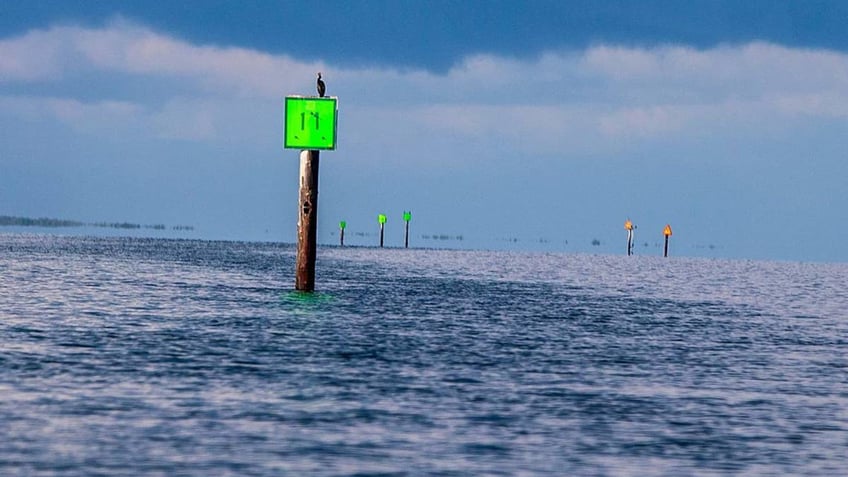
[403,211,412,248]
[663,224,673,257]
[284,95,338,292]
[378,214,387,248]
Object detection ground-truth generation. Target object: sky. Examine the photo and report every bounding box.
[1,1,847,262]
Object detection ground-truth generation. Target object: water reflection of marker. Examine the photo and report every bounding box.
[378,214,387,247]
[663,224,673,257]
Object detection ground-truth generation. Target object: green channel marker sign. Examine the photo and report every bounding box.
[284,96,338,150]
[403,211,412,222]
[378,214,387,225]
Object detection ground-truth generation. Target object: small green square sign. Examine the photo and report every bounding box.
[284,96,337,150]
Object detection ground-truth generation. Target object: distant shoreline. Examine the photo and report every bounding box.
[0,215,194,232]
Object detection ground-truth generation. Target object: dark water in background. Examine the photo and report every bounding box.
[1,233,846,476]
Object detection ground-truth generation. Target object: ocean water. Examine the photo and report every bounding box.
[1,233,846,476]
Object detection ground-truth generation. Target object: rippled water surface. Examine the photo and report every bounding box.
[1,233,846,476]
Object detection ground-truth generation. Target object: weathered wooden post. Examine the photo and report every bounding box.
[284,85,338,292]
[295,150,319,290]
[378,214,387,247]
[339,220,346,247]
[403,211,411,248]
[663,224,672,257]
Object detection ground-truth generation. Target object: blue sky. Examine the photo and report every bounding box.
[1,1,847,262]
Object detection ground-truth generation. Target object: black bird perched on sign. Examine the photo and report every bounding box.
[316,72,326,97]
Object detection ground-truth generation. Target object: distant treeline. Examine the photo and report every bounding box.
[421,234,464,241]
[0,216,85,228]
[0,215,194,232]
[332,230,464,242]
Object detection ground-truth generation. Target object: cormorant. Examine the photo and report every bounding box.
[316,72,326,98]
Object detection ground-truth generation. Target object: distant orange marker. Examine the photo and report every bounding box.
[624,219,635,255]
[663,224,672,257]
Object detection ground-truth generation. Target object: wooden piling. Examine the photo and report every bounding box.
[295,150,319,291]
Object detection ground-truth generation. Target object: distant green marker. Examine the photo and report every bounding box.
[339,221,346,229]
[402,211,412,248]
[378,214,387,247]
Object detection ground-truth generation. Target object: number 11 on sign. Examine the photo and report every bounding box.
[284,97,337,150]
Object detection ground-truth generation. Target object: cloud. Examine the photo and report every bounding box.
[1,21,848,154]
[0,95,144,132]
[582,42,848,105]
[774,92,848,118]
[74,23,318,98]
[0,28,67,81]
[0,20,321,98]
[597,105,687,137]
